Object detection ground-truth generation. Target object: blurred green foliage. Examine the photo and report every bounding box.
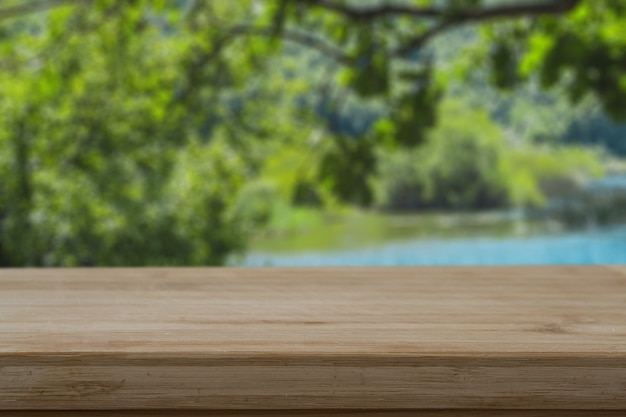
[375,100,508,211]
[0,0,624,266]
[0,1,307,265]
[374,99,605,211]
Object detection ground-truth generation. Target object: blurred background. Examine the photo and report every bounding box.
[0,0,625,267]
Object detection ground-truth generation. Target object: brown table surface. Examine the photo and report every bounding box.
[1,266,625,412]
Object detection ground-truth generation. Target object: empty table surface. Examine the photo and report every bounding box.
[1,266,625,411]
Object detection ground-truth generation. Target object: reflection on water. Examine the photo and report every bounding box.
[239,212,626,266]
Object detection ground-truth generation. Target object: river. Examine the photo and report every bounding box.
[237,211,626,266]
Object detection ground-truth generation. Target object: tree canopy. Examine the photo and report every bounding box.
[3,1,625,115]
[0,0,624,266]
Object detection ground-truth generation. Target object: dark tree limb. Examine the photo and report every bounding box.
[289,0,581,21]
[389,0,582,57]
[284,0,581,58]
[2,0,582,26]
[227,24,352,64]
[0,0,583,65]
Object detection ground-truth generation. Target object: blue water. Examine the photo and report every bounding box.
[589,175,626,190]
[242,225,626,266]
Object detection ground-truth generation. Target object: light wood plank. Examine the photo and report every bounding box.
[3,410,626,416]
[1,266,626,410]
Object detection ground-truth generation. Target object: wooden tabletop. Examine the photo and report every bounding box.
[1,266,625,411]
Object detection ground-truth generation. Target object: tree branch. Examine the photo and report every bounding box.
[1,0,583,66]
[288,0,440,20]
[194,7,353,65]
[392,20,457,57]
[391,0,582,57]
[226,24,353,65]
[290,0,581,21]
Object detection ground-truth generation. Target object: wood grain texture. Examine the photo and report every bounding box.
[3,411,626,417]
[1,266,626,410]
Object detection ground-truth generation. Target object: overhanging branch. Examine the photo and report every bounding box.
[290,0,581,21]
[391,0,582,57]
[225,24,353,65]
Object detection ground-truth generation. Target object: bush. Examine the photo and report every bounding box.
[375,100,508,211]
[375,100,606,211]
[0,138,251,266]
[503,146,605,206]
[235,180,282,227]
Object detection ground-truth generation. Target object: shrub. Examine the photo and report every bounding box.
[375,100,606,211]
[503,146,605,206]
[375,100,508,211]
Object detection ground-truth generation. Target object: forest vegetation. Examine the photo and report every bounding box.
[0,0,625,266]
